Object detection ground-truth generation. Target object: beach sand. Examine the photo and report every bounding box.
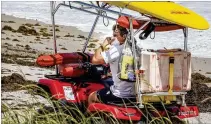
[1,14,211,123]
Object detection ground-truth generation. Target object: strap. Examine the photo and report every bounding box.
[168,52,174,95]
[50,55,57,65]
[83,52,91,62]
[76,52,87,62]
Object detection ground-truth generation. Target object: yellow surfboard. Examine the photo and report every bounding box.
[106,1,209,30]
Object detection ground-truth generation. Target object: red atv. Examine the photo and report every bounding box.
[35,1,209,123]
[37,55,198,123]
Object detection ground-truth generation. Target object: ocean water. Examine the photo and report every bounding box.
[2,1,211,58]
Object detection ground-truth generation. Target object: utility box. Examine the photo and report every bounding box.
[139,49,191,93]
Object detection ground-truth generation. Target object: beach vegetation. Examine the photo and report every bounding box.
[16,44,24,47]
[39,28,47,33]
[90,39,99,42]
[2,38,5,40]
[64,34,74,37]
[17,26,39,36]
[25,44,31,50]
[39,42,43,44]
[35,38,41,41]
[12,30,17,33]
[42,32,53,37]
[2,31,5,34]
[2,25,16,32]
[6,37,10,40]
[4,43,12,46]
[61,47,67,50]
[1,53,37,67]
[1,70,211,124]
[77,35,86,39]
[24,23,34,27]
[12,39,19,42]
[56,35,60,38]
[55,28,60,32]
[2,20,15,23]
[8,21,15,23]
[34,23,41,26]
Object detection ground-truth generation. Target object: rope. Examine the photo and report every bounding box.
[102,11,109,27]
[150,30,155,39]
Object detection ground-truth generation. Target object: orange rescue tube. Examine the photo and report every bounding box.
[36,52,93,67]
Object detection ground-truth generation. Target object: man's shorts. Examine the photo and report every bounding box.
[97,88,136,104]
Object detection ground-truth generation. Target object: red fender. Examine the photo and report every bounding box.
[88,103,142,121]
[38,79,104,103]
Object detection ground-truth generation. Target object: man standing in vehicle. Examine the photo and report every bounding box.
[88,24,135,106]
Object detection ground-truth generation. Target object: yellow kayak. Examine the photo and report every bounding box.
[106,1,209,30]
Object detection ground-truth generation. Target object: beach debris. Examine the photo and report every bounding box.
[186,73,211,112]
[64,34,74,37]
[39,27,47,33]
[90,39,99,42]
[34,23,41,26]
[87,43,96,48]
[77,35,86,39]
[61,47,67,50]
[25,44,31,50]
[23,23,34,27]
[12,39,19,42]
[1,73,35,91]
[6,37,10,40]
[16,44,24,47]
[1,20,15,23]
[17,25,39,36]
[42,32,53,37]
[2,25,16,32]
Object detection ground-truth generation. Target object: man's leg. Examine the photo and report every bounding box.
[88,91,101,106]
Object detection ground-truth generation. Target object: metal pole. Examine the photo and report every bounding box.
[129,17,143,108]
[82,13,100,52]
[50,1,58,75]
[72,1,150,21]
[53,3,116,21]
[184,27,188,51]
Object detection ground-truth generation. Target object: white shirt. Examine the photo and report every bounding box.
[101,41,135,98]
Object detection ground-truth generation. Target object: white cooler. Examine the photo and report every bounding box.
[139,49,191,93]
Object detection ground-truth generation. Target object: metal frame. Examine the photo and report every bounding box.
[50,1,189,108]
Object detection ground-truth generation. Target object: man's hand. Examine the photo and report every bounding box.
[103,37,115,46]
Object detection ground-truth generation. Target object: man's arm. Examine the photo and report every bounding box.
[92,37,115,64]
[92,45,105,64]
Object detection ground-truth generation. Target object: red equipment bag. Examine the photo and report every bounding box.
[59,64,85,77]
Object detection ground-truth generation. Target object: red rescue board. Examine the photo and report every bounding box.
[117,16,184,31]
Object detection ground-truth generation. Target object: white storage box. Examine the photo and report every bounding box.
[139,49,191,93]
